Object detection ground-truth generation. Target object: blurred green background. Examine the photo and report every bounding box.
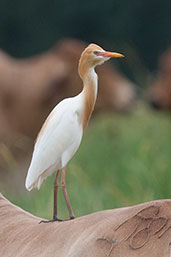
[0,0,171,220]
[11,106,171,220]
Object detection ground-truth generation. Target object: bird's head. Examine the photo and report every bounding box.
[78,43,124,78]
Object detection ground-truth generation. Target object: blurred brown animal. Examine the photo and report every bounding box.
[149,48,171,110]
[0,38,135,139]
[0,193,171,257]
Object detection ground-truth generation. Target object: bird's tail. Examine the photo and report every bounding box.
[25,174,42,191]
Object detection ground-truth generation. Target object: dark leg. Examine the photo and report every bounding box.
[40,170,62,223]
[61,167,75,219]
[53,169,61,220]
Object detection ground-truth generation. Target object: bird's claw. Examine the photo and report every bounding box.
[39,216,75,224]
[39,217,63,223]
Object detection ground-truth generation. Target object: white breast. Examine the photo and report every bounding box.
[25,95,83,191]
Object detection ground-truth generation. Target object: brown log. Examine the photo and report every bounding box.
[0,193,171,257]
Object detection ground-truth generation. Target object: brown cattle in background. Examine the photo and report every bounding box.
[0,39,136,187]
[0,38,135,139]
[149,47,171,111]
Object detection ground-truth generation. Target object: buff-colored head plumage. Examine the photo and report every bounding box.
[78,43,124,79]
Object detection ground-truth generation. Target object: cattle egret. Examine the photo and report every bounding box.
[25,43,124,222]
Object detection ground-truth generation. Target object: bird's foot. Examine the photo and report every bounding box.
[39,216,75,224]
[70,216,75,220]
[39,217,63,224]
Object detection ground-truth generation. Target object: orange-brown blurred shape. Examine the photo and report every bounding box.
[149,48,171,111]
[0,38,135,139]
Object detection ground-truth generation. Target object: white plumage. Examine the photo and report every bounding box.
[25,95,83,190]
[25,43,124,221]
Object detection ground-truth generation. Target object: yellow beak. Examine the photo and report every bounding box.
[100,51,124,58]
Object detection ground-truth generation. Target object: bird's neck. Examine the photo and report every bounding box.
[81,65,98,130]
[79,65,98,131]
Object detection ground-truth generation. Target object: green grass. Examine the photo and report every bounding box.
[5,104,171,220]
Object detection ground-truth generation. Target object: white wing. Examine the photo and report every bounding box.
[25,96,83,191]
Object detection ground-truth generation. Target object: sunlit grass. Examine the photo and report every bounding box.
[5,104,171,220]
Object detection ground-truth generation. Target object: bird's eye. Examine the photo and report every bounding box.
[93,51,100,56]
